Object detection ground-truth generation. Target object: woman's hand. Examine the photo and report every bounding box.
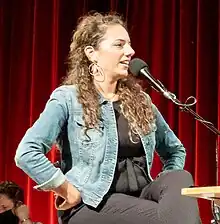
[13,204,32,223]
[53,180,81,210]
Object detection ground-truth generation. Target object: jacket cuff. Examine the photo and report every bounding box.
[33,169,66,191]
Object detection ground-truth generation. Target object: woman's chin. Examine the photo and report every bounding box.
[118,71,128,78]
[112,70,129,81]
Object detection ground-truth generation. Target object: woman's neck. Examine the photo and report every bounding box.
[94,80,118,101]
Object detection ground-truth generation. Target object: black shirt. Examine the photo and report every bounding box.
[0,209,19,224]
[110,101,149,195]
[113,101,145,158]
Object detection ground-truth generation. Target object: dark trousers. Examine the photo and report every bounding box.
[60,170,201,224]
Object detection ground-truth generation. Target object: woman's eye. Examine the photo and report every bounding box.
[115,43,123,47]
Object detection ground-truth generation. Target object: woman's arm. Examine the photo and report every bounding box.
[15,87,70,191]
[15,86,81,209]
[153,104,186,171]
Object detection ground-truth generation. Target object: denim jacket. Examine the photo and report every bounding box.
[15,85,186,208]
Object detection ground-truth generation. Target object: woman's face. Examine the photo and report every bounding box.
[0,194,14,213]
[87,24,135,82]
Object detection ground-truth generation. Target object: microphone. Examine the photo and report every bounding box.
[129,58,174,100]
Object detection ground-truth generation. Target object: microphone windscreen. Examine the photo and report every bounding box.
[129,58,148,76]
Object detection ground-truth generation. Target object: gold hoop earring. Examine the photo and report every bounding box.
[88,62,105,82]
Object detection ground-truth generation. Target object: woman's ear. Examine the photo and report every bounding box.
[84,46,97,62]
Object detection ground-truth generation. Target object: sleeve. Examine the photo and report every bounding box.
[153,104,186,171]
[15,86,71,190]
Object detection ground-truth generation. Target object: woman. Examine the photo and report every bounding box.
[15,12,201,223]
[0,181,35,223]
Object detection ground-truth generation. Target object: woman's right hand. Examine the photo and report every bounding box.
[53,180,81,210]
[13,204,30,222]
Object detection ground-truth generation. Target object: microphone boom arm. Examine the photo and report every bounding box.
[169,94,220,135]
[152,83,220,190]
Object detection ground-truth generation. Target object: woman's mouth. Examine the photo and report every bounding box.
[119,61,129,68]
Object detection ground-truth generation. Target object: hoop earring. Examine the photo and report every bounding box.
[88,62,105,82]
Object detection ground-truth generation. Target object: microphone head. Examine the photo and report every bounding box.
[129,58,149,76]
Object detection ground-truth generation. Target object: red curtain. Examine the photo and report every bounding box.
[0,0,219,223]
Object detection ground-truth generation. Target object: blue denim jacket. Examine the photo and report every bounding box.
[15,85,186,208]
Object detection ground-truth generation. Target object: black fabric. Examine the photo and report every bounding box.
[0,209,19,224]
[110,156,151,195]
[113,101,145,158]
[109,101,150,195]
[60,170,201,224]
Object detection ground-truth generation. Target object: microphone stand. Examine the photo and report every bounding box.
[162,91,220,181]
[137,63,219,222]
[158,88,220,224]
[132,60,219,222]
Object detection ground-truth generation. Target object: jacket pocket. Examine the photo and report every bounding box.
[73,114,104,144]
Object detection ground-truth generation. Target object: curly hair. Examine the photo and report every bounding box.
[0,181,24,205]
[63,12,155,139]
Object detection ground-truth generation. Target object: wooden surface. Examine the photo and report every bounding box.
[181,186,220,205]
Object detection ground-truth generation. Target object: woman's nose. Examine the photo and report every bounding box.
[125,44,135,57]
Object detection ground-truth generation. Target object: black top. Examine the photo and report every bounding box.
[113,101,145,158]
[0,209,19,224]
[109,101,149,195]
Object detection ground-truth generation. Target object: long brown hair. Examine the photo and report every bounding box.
[63,12,155,139]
